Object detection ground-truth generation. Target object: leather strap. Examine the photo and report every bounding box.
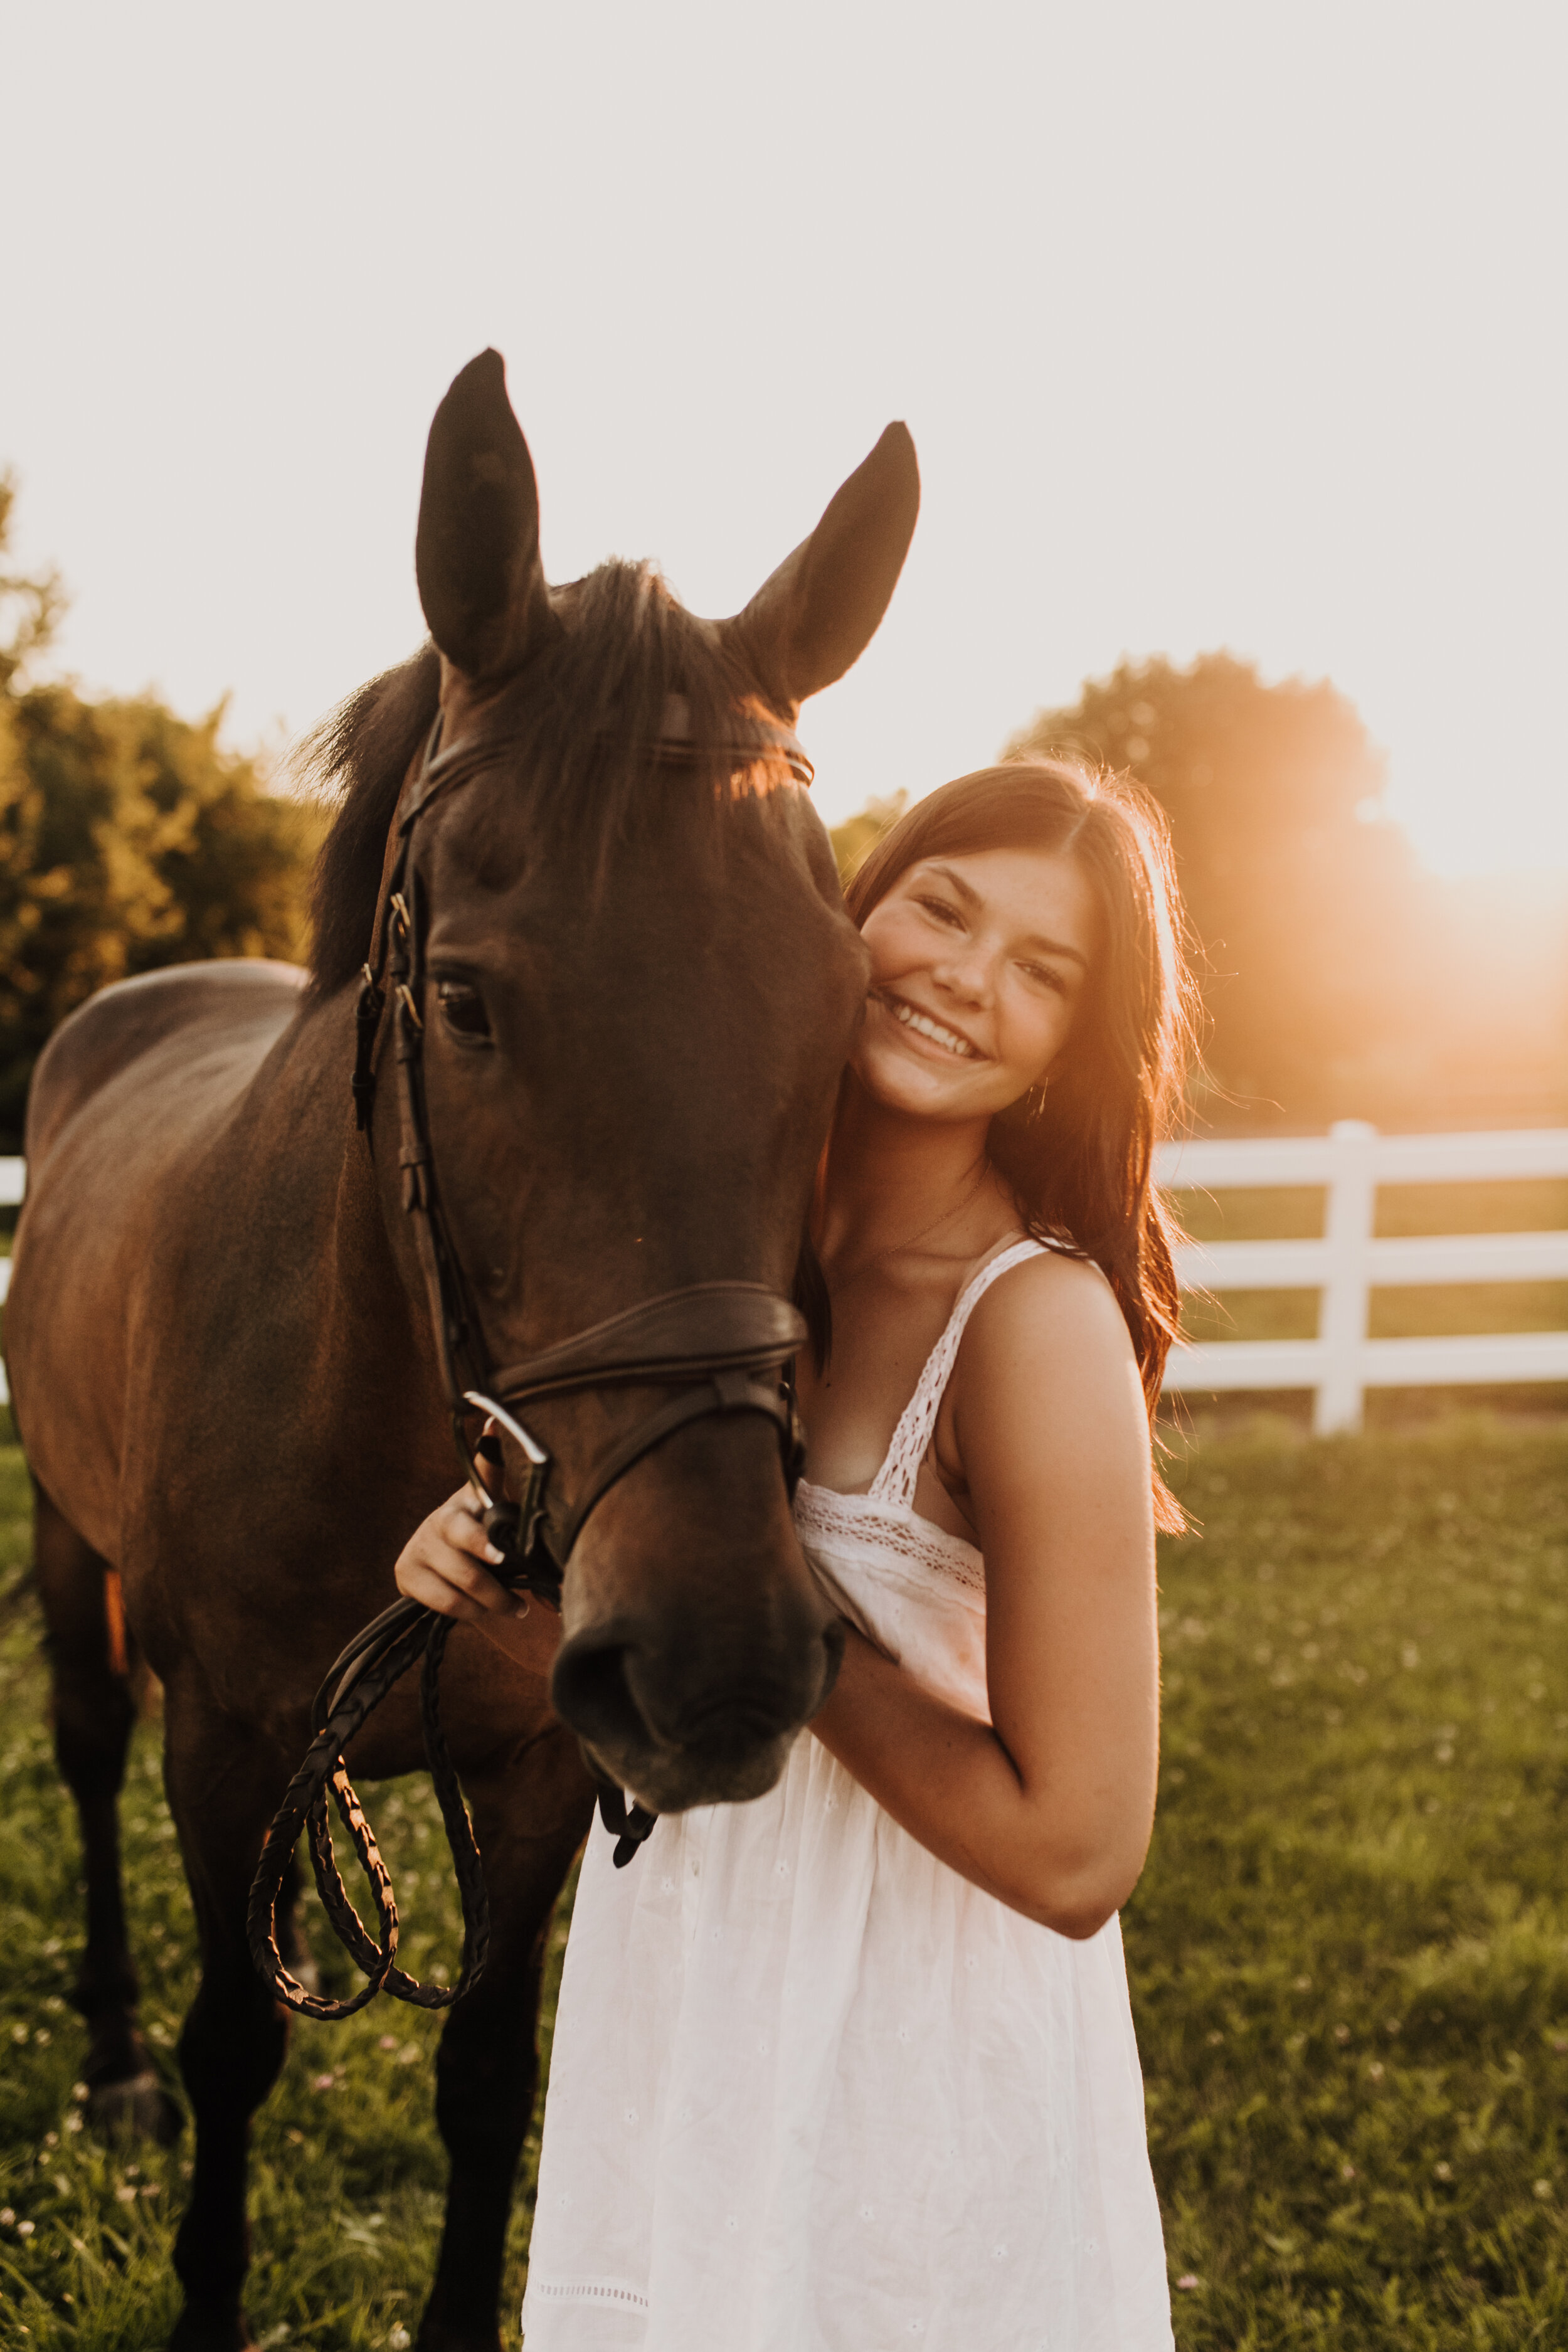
[556,1369,798,1561]
[396,702,813,839]
[490,1284,806,1405]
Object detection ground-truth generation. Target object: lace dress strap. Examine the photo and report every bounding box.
[867,1236,1062,1509]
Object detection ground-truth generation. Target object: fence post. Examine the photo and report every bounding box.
[1314,1119,1376,1435]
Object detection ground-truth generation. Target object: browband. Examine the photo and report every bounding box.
[397,696,813,836]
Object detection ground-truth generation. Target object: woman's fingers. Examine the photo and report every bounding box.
[444,1498,506,1567]
[395,1485,519,1619]
[396,1557,497,1626]
[399,1540,514,1618]
[426,1535,515,1615]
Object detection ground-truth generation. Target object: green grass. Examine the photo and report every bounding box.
[1135,1416,1568,2346]
[1,1421,1566,2347]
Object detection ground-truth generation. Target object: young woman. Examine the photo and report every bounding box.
[397,760,1194,2349]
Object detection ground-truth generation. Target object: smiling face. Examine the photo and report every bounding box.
[851,845,1099,1123]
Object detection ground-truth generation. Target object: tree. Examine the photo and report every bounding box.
[829,790,907,887]
[825,652,1562,1130]
[0,472,64,694]
[1007,654,1429,1126]
[0,477,321,1148]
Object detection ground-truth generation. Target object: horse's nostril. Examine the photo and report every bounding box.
[551,1639,647,1754]
[553,1611,846,1789]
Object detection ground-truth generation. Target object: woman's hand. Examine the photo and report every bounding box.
[395,1484,562,1680]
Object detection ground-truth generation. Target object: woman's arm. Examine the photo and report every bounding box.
[395,1486,564,1680]
[810,1254,1160,1937]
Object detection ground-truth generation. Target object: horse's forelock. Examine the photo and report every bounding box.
[303,563,753,1000]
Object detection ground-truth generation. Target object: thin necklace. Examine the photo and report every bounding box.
[836,1157,992,1288]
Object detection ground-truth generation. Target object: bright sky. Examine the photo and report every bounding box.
[4,3,1565,876]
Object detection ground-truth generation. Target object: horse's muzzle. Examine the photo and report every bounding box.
[550,1608,845,1813]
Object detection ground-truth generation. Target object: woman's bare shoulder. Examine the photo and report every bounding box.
[935,1244,1141,1478]
[946,1245,1148,1522]
[967,1244,1133,1367]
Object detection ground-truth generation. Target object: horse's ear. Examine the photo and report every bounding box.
[725,424,919,712]
[416,350,560,680]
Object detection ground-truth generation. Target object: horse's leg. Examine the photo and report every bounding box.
[418,1729,591,2352]
[163,1692,293,2352]
[33,1481,182,2143]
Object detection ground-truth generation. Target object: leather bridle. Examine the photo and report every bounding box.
[248,702,817,2019]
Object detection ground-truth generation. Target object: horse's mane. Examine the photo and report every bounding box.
[300,561,749,1001]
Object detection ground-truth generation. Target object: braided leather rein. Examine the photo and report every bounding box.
[248,705,813,2018]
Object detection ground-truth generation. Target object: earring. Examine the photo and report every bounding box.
[1025,1076,1051,1120]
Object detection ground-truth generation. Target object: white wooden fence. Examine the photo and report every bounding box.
[1157,1121,1568,1434]
[3,1126,1567,1433]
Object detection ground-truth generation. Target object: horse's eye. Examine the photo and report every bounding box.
[436,980,492,1041]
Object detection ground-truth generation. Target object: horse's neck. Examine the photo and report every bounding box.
[265,985,444,1412]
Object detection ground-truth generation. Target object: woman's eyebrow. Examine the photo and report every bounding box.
[923,861,983,909]
[1020,932,1089,969]
[923,863,1089,968]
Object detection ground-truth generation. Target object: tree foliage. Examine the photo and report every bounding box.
[0,476,320,1148]
[829,790,908,887]
[1007,652,1418,1123]
[0,474,65,695]
[832,653,1564,1130]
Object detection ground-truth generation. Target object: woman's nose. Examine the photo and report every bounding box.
[933,945,992,1003]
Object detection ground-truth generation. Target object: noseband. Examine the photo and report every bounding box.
[248,703,816,2019]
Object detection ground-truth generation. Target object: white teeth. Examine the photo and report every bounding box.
[886,997,978,1059]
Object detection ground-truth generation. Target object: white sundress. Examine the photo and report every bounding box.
[521,1238,1174,2352]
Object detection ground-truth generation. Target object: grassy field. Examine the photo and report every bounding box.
[1,1418,1565,2348]
[1136,1416,1568,2347]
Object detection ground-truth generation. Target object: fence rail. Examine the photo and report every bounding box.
[1156,1121,1568,1433]
[4,1126,1567,1432]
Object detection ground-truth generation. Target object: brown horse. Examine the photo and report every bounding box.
[4,350,918,2352]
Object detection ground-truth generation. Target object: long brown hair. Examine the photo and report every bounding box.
[844,760,1198,1532]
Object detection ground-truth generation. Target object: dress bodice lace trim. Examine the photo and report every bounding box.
[795,1236,1069,1597]
[869,1236,1057,1508]
[793,1480,988,1594]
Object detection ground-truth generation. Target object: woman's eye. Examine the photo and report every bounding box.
[436,980,492,1041]
[918,896,963,928]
